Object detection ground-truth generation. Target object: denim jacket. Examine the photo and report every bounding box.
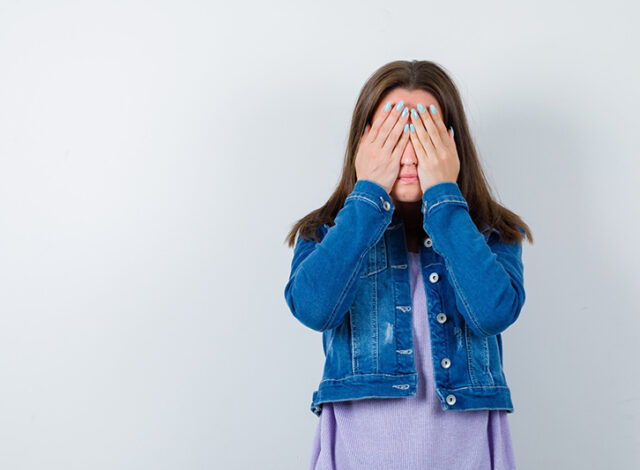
[284,179,526,417]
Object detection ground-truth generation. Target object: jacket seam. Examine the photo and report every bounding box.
[318,372,417,383]
[442,257,491,336]
[426,198,467,217]
[345,194,383,214]
[446,384,511,391]
[319,216,388,331]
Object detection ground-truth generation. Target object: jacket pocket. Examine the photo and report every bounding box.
[360,237,388,278]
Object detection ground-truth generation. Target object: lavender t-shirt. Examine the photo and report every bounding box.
[309,251,517,470]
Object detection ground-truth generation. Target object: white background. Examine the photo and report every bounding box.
[1,1,638,468]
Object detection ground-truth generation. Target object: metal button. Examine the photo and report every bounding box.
[441,358,451,368]
[382,199,391,211]
[429,272,439,283]
[423,237,432,247]
[436,313,447,323]
[446,394,456,405]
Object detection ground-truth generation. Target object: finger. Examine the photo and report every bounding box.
[422,104,446,152]
[383,105,410,152]
[358,124,371,154]
[364,119,379,143]
[376,100,405,148]
[408,122,429,164]
[410,106,437,159]
[360,123,368,140]
[429,103,451,147]
[391,123,411,160]
[369,100,393,134]
[367,99,395,143]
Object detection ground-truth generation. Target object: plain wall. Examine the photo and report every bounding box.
[0,1,638,468]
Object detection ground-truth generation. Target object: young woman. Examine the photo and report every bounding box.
[284,60,533,470]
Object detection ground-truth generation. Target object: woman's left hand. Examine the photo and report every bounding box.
[408,104,460,194]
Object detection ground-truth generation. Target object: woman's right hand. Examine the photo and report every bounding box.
[355,100,411,195]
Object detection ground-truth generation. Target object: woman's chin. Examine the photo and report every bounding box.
[390,182,422,202]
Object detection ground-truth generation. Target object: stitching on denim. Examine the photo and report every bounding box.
[319,372,417,383]
[464,323,478,385]
[392,384,410,389]
[323,242,369,333]
[345,194,382,214]
[396,349,412,354]
[360,239,389,278]
[320,218,387,331]
[443,257,491,336]
[372,260,379,372]
[313,392,417,410]
[423,261,444,270]
[350,309,357,373]
[446,385,510,391]
[484,336,495,385]
[426,199,468,217]
[391,264,407,269]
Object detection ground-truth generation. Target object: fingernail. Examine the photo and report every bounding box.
[401,107,408,118]
[417,103,426,114]
[404,123,409,133]
[410,124,415,133]
[429,104,437,115]
[384,101,392,112]
[395,100,404,111]
[410,108,418,119]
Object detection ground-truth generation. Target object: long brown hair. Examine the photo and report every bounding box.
[284,60,533,248]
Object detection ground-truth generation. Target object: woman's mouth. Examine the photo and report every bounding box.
[398,175,418,183]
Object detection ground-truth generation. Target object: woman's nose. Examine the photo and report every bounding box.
[400,147,417,165]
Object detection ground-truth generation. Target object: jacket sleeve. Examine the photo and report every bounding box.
[284,179,395,332]
[421,181,526,337]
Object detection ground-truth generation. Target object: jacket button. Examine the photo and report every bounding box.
[382,200,391,211]
[441,357,451,368]
[429,272,439,283]
[446,394,456,405]
[423,237,432,247]
[436,313,447,323]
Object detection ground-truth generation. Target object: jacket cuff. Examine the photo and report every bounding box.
[421,181,468,216]
[350,179,395,216]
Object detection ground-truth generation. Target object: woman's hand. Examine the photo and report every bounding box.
[355,100,411,194]
[408,103,460,194]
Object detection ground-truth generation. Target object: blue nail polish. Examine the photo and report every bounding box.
[410,124,415,133]
[401,107,408,118]
[450,126,454,137]
[384,101,392,112]
[417,103,426,114]
[404,123,409,133]
[410,108,418,119]
[430,104,437,114]
[395,100,404,111]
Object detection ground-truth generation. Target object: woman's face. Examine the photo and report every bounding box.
[368,87,443,204]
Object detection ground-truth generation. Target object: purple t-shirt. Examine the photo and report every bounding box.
[309,251,517,470]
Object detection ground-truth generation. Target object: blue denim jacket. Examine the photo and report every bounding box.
[284,179,526,417]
